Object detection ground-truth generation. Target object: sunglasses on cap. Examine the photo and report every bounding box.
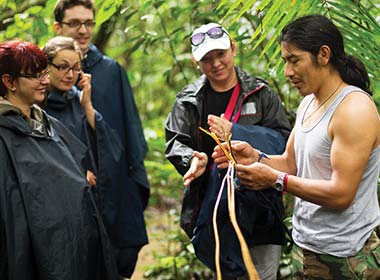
[190,26,226,46]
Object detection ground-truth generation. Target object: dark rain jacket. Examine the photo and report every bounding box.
[45,87,148,278]
[82,44,150,208]
[165,67,292,276]
[0,100,118,280]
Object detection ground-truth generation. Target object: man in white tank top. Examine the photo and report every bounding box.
[212,15,380,279]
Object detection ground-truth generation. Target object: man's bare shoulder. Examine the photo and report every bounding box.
[332,90,380,146]
[338,90,378,121]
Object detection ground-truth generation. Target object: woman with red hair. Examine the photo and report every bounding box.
[0,40,118,280]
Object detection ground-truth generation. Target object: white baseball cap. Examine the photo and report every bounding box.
[191,22,231,62]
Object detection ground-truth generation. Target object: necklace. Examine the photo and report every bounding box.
[303,80,343,124]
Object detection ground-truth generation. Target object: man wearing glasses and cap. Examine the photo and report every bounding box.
[165,22,292,279]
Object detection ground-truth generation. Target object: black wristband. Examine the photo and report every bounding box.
[257,150,269,162]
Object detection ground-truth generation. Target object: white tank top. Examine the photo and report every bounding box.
[292,86,380,257]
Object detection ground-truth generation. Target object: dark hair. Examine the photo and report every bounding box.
[0,40,48,97]
[54,0,95,23]
[280,14,371,95]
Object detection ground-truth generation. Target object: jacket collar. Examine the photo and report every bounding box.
[82,44,103,69]
[0,97,50,137]
[46,87,78,111]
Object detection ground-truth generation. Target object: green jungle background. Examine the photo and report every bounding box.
[1,0,379,278]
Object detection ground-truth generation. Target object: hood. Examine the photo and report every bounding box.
[82,44,103,69]
[0,97,24,116]
[178,74,208,100]
[46,87,79,111]
[0,97,49,137]
[236,67,268,96]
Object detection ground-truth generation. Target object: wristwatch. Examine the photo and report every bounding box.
[274,172,288,193]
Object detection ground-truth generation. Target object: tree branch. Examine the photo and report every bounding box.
[154,4,189,85]
[93,9,120,53]
[0,0,45,31]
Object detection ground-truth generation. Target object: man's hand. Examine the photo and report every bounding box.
[183,151,208,186]
[235,163,278,190]
[212,140,257,169]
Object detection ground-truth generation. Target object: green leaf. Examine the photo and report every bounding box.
[42,0,58,18]
[218,0,244,19]
[96,0,123,26]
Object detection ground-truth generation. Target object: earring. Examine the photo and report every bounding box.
[196,65,200,70]
[11,87,16,92]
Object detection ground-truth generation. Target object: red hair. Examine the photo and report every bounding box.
[0,40,48,96]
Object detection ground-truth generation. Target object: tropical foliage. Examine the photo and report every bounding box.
[0,0,379,113]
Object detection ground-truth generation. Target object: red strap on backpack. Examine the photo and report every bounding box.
[224,82,240,123]
[224,82,265,123]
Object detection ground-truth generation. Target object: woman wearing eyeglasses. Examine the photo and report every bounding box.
[42,36,148,279]
[43,36,97,185]
[0,40,119,279]
[165,23,292,279]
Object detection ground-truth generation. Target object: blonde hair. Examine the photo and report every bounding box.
[42,36,82,62]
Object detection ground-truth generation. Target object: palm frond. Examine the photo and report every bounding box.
[218,0,380,101]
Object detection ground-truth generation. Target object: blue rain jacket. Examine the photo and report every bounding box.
[45,87,148,278]
[82,44,150,208]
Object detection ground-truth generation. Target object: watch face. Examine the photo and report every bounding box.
[275,182,283,192]
[274,173,285,192]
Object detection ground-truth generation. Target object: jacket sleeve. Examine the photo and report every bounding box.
[259,87,292,139]
[0,138,34,279]
[0,141,10,279]
[49,117,89,174]
[117,65,150,191]
[165,98,198,176]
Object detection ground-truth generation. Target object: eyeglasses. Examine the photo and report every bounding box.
[18,69,50,81]
[190,26,226,46]
[50,63,82,74]
[61,20,96,29]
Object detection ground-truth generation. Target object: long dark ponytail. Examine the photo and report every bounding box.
[280,14,372,95]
